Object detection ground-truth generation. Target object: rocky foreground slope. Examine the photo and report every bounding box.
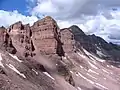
[0,16,120,90]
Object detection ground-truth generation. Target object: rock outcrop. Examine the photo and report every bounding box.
[7,16,65,57]
[60,28,75,53]
[8,21,35,57]
[31,16,59,55]
[0,26,16,54]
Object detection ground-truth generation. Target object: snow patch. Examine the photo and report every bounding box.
[80,65,84,69]
[96,46,101,51]
[87,73,97,80]
[43,72,55,80]
[110,72,113,75]
[78,72,94,84]
[77,87,82,90]
[76,73,79,77]
[62,56,67,60]
[96,50,106,57]
[95,83,108,90]
[65,54,72,60]
[95,57,105,63]
[0,53,4,67]
[102,69,109,74]
[83,48,105,62]
[89,56,95,61]
[88,69,99,75]
[111,65,114,68]
[9,54,22,62]
[83,49,91,56]
[104,78,107,80]
[77,52,86,59]
[107,65,110,68]
[7,64,26,78]
[70,71,73,74]
[32,69,38,75]
[88,61,98,69]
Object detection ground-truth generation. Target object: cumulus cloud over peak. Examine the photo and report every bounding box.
[0,10,38,27]
[29,0,89,20]
[26,0,120,44]
[80,11,120,44]
[27,0,120,19]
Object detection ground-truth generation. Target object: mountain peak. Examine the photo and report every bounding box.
[69,25,85,35]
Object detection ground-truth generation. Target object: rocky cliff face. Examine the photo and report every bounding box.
[8,16,64,57]
[60,28,75,53]
[8,21,34,57]
[0,16,120,90]
[31,16,59,55]
[0,27,16,54]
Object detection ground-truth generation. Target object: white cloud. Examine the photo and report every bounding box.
[27,0,120,19]
[32,0,58,14]
[80,10,120,44]
[26,0,120,44]
[0,10,38,27]
[28,0,88,20]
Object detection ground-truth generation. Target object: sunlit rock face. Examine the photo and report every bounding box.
[8,21,34,57]
[7,16,64,56]
[31,16,59,55]
[0,26,16,54]
[60,28,75,53]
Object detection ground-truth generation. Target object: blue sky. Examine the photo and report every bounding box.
[0,0,120,44]
[0,0,28,15]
